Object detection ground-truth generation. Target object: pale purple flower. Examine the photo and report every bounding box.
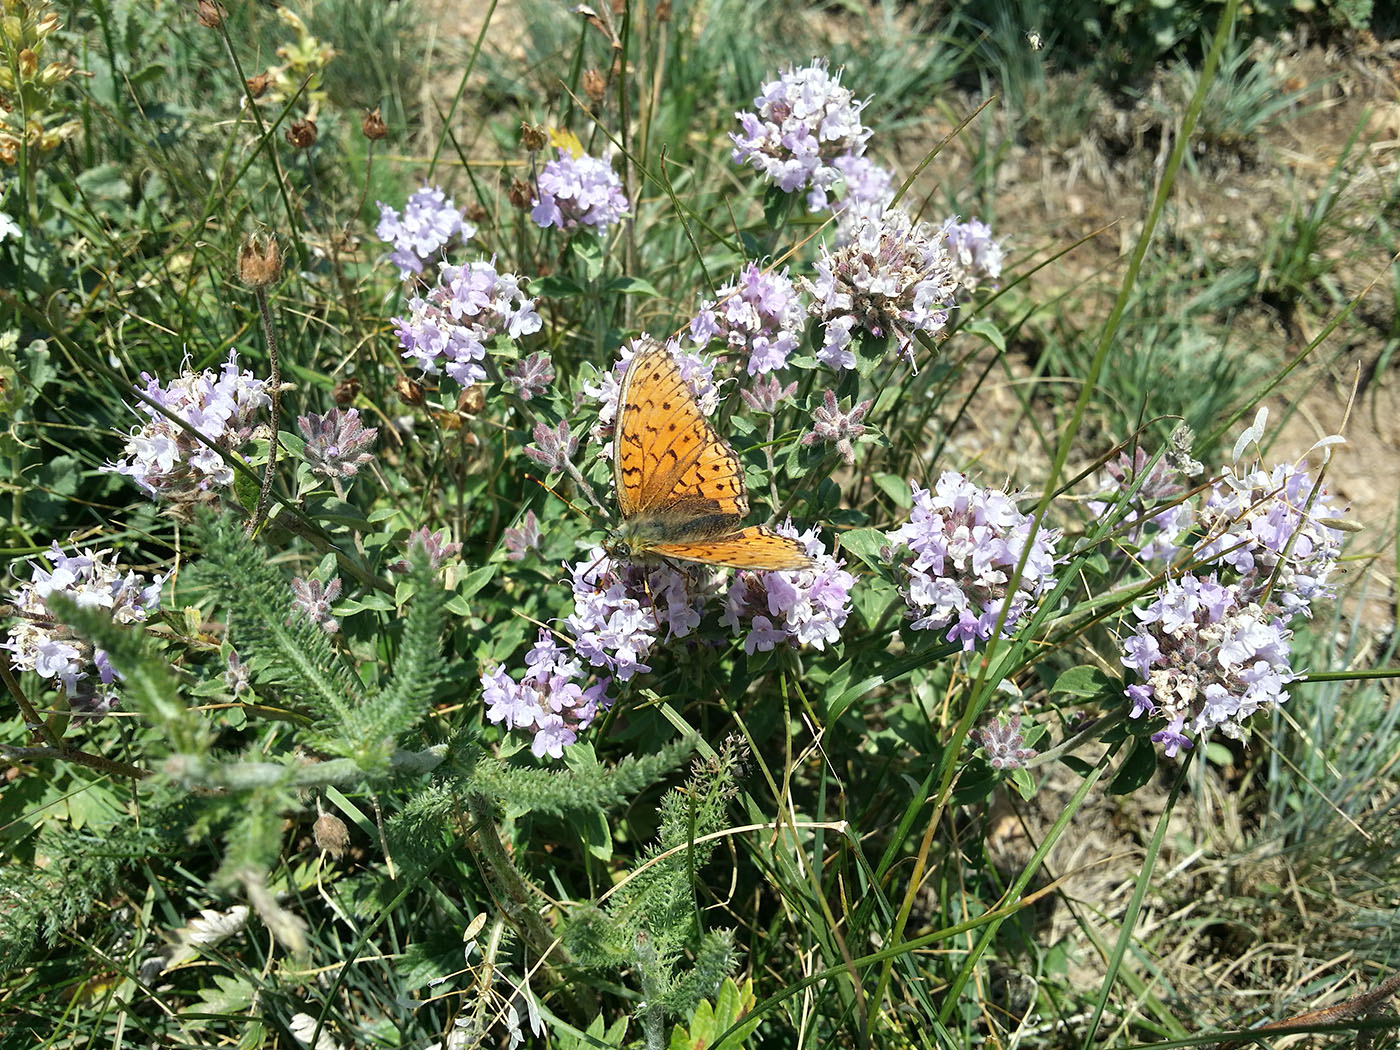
[720,523,853,652]
[2,542,164,715]
[480,629,612,758]
[104,350,270,501]
[800,390,871,465]
[740,375,798,414]
[524,420,579,474]
[803,207,958,370]
[585,337,717,456]
[290,576,342,634]
[1087,447,1193,562]
[688,263,806,375]
[1192,461,1344,620]
[502,352,555,401]
[225,650,251,697]
[978,714,1036,770]
[394,257,542,388]
[389,526,462,573]
[376,184,474,278]
[1119,572,1296,758]
[831,153,895,245]
[530,149,629,234]
[503,511,543,561]
[941,217,1004,294]
[730,60,872,210]
[297,407,377,479]
[564,549,663,681]
[885,473,1062,651]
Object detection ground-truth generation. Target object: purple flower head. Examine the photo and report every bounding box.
[504,510,543,562]
[524,419,579,474]
[741,374,799,415]
[720,523,854,652]
[502,352,555,401]
[1193,461,1345,621]
[297,407,378,479]
[800,390,872,465]
[3,542,164,716]
[104,350,270,503]
[802,207,958,370]
[1086,446,1193,562]
[376,184,474,278]
[563,549,661,681]
[585,337,717,456]
[481,629,612,758]
[1119,572,1296,758]
[730,60,872,210]
[688,263,806,376]
[290,575,342,634]
[394,257,542,388]
[885,472,1062,651]
[530,149,630,234]
[389,526,462,574]
[977,713,1037,770]
[941,217,1005,295]
[831,153,896,245]
[225,650,251,698]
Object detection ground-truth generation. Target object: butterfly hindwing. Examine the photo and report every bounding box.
[651,526,813,571]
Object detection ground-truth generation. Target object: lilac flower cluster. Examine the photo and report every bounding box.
[803,208,958,370]
[297,407,377,479]
[689,263,806,375]
[394,258,542,388]
[3,542,163,715]
[1192,461,1344,620]
[290,576,341,634]
[481,630,612,759]
[977,714,1037,770]
[885,473,1062,651]
[530,149,630,234]
[941,218,1004,295]
[1087,448,1194,563]
[376,184,474,278]
[1120,574,1295,758]
[105,350,270,501]
[720,524,854,653]
[730,60,872,211]
[800,390,871,466]
[586,338,717,454]
[831,154,895,245]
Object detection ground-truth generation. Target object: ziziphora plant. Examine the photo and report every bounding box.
[1,1,1392,1047]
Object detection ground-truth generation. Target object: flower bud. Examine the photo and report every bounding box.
[520,121,547,152]
[582,68,606,103]
[237,233,282,288]
[395,374,424,406]
[285,119,317,149]
[196,1,226,28]
[361,107,387,141]
[313,812,350,858]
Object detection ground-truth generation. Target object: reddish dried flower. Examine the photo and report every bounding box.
[395,375,424,406]
[237,233,281,288]
[458,385,486,416]
[508,177,533,211]
[582,68,607,103]
[245,72,271,98]
[520,121,548,152]
[332,378,360,406]
[361,108,388,141]
[196,1,226,28]
[285,119,318,149]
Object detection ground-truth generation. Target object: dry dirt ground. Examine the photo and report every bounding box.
[429,3,1399,1038]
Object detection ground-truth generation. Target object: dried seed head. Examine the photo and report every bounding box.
[196,0,226,28]
[458,385,485,416]
[655,0,672,20]
[582,68,607,103]
[395,375,424,406]
[520,121,548,152]
[237,233,282,288]
[508,177,533,211]
[285,119,318,149]
[313,813,350,858]
[332,377,361,405]
[361,107,387,141]
[245,72,270,98]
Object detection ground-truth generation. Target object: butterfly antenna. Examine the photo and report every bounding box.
[524,473,590,522]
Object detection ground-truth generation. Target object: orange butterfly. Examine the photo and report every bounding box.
[605,339,813,571]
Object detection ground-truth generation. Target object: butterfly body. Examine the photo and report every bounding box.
[606,339,812,572]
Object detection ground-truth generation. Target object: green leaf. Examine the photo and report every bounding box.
[852,330,893,379]
[873,473,913,507]
[603,276,660,297]
[1050,665,1115,699]
[570,235,604,280]
[1063,755,1094,778]
[534,274,585,298]
[1009,766,1036,800]
[456,564,497,602]
[838,527,887,568]
[962,317,1007,353]
[1109,737,1158,795]
[762,185,793,228]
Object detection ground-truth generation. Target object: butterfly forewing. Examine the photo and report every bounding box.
[651,526,813,571]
